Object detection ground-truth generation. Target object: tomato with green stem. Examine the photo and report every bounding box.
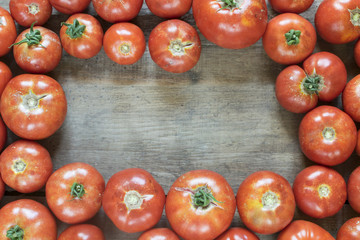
[139,228,180,240]
[278,220,335,240]
[337,217,360,239]
[49,0,90,14]
[92,0,143,23]
[216,228,259,240]
[58,224,105,240]
[9,0,52,27]
[0,7,17,57]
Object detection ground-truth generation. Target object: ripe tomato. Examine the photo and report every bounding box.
[216,228,259,240]
[103,23,145,65]
[0,140,52,193]
[343,74,360,122]
[0,61,12,97]
[0,199,57,240]
[46,162,105,224]
[148,19,201,73]
[92,0,143,23]
[166,170,236,240]
[102,168,165,233]
[60,13,103,59]
[236,171,295,235]
[139,228,180,240]
[262,13,316,65]
[0,174,4,201]
[0,7,17,57]
[357,130,360,156]
[9,0,52,27]
[355,39,360,68]
[145,0,191,18]
[337,217,360,239]
[49,0,91,14]
[0,117,7,152]
[12,23,62,73]
[269,0,314,13]
[278,220,335,240]
[192,0,267,49]
[293,165,346,218]
[299,105,357,166]
[58,224,105,240]
[315,0,360,44]
[347,166,360,213]
[0,74,67,140]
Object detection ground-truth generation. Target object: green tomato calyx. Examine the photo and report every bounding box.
[193,186,222,208]
[10,22,44,47]
[70,182,86,199]
[219,0,240,10]
[303,74,322,95]
[61,19,86,39]
[350,7,360,26]
[285,29,301,45]
[6,225,24,240]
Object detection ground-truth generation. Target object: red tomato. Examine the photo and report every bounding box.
[357,130,360,156]
[355,39,360,68]
[269,0,314,13]
[103,23,145,65]
[337,217,360,239]
[293,165,346,218]
[145,0,191,18]
[0,7,17,57]
[216,228,259,240]
[58,224,105,240]
[0,199,57,240]
[46,162,105,224]
[343,74,360,122]
[315,0,360,44]
[92,0,143,23]
[0,174,4,201]
[49,0,90,14]
[347,166,360,213]
[166,170,236,240]
[0,117,7,152]
[299,106,357,166]
[277,220,335,240]
[148,19,201,73]
[192,0,267,49]
[0,74,67,140]
[0,140,52,193]
[138,228,180,240]
[262,13,316,65]
[9,0,52,27]
[102,168,165,233]
[60,13,103,59]
[0,61,12,98]
[236,171,295,235]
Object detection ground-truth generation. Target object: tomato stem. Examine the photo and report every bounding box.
[6,225,24,240]
[10,22,44,47]
[70,182,86,199]
[28,3,40,15]
[219,0,240,10]
[350,7,360,26]
[322,127,335,141]
[303,74,322,95]
[285,29,301,45]
[193,186,222,208]
[12,159,27,173]
[61,19,86,39]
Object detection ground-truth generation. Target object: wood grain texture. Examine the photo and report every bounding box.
[0,0,359,239]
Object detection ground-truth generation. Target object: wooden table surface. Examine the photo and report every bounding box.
[0,0,359,239]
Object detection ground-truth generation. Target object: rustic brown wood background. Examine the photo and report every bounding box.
[0,0,358,239]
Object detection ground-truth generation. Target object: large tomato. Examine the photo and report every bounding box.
[60,13,103,59]
[0,7,17,57]
[347,166,360,213]
[145,0,191,18]
[46,162,105,224]
[357,130,360,156]
[355,39,360,68]
[315,0,360,44]
[343,74,360,122]
[58,224,105,240]
[148,19,201,73]
[236,171,295,235]
[0,61,12,97]
[49,0,90,14]
[262,13,316,65]
[0,74,67,140]
[0,140,52,193]
[269,0,314,13]
[0,117,7,152]
[166,170,236,240]
[299,105,357,166]
[138,228,180,240]
[103,23,145,65]
[9,0,52,27]
[337,217,360,239]
[192,0,267,49]
[0,174,4,201]
[12,24,62,73]
[216,228,259,240]
[0,199,57,240]
[92,0,143,23]
[277,220,335,240]
[293,165,347,218]
[102,168,165,233]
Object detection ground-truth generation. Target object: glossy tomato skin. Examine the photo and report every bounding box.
[58,224,105,240]
[343,75,360,122]
[9,0,52,27]
[145,0,191,18]
[13,26,62,73]
[0,199,57,240]
[0,7,17,57]
[347,167,360,213]
[166,170,236,240]
[293,165,346,218]
[355,39,360,68]
[0,61,12,98]
[46,162,105,224]
[103,168,165,233]
[299,106,357,166]
[92,0,143,23]
[49,0,90,14]
[0,118,7,152]
[193,0,267,49]
[149,19,201,73]
[216,228,259,240]
[263,13,316,65]
[138,228,180,240]
[315,0,360,44]
[0,74,67,140]
[0,174,4,201]
[357,130,360,156]
[277,220,335,240]
[60,13,103,59]
[337,217,360,239]
[236,171,295,235]
[269,0,314,13]
[103,23,145,65]
[0,140,52,193]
